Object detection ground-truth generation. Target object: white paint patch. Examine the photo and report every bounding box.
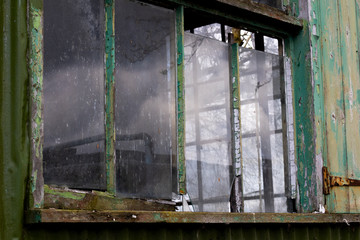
[316,152,324,207]
[312,24,317,36]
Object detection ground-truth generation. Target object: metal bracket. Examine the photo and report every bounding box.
[323,167,360,195]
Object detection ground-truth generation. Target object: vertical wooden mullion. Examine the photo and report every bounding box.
[176,6,186,195]
[229,34,243,212]
[29,0,44,209]
[105,0,116,195]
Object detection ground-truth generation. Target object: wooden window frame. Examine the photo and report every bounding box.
[27,0,331,224]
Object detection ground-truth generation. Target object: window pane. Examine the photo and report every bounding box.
[264,36,279,55]
[254,0,282,9]
[239,47,288,212]
[184,33,232,212]
[115,0,176,199]
[43,0,106,190]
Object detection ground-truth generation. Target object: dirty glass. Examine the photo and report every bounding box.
[264,36,279,55]
[43,0,106,190]
[253,0,282,9]
[239,47,287,212]
[115,0,176,199]
[184,33,232,212]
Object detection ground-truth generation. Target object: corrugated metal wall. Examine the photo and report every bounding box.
[0,0,30,239]
[24,224,360,240]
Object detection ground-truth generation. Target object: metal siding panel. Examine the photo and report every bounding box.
[0,0,29,239]
[23,224,360,240]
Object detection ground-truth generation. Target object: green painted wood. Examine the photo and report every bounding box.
[176,6,186,194]
[310,0,360,213]
[29,0,44,209]
[230,43,242,178]
[309,0,360,213]
[309,0,326,211]
[338,0,360,213]
[229,41,243,212]
[285,25,318,212]
[317,0,347,213]
[105,0,116,195]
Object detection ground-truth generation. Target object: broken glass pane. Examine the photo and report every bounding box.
[239,47,288,212]
[43,0,106,190]
[185,33,232,212]
[115,0,176,199]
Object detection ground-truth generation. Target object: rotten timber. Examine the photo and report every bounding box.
[43,186,175,211]
[176,6,186,194]
[27,209,360,224]
[164,0,302,36]
[29,0,44,209]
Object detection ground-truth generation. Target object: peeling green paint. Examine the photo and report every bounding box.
[285,23,318,212]
[309,0,327,198]
[105,0,116,195]
[29,0,44,210]
[230,43,242,178]
[44,185,85,201]
[153,213,163,222]
[176,6,186,194]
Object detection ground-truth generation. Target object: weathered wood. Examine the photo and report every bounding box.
[43,186,175,211]
[105,0,116,195]
[309,0,326,213]
[176,6,186,195]
[27,209,360,224]
[318,0,348,213]
[158,0,302,36]
[29,0,44,209]
[339,0,360,213]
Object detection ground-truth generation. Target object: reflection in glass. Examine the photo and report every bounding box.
[184,33,232,212]
[115,0,176,199]
[264,36,279,55]
[43,0,106,190]
[193,23,231,42]
[239,47,288,212]
[254,0,282,10]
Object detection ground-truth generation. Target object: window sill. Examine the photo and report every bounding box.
[26,209,360,224]
[43,185,176,211]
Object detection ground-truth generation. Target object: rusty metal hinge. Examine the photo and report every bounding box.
[323,167,360,195]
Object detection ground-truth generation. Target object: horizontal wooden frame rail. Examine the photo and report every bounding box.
[143,0,302,36]
[27,209,360,224]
